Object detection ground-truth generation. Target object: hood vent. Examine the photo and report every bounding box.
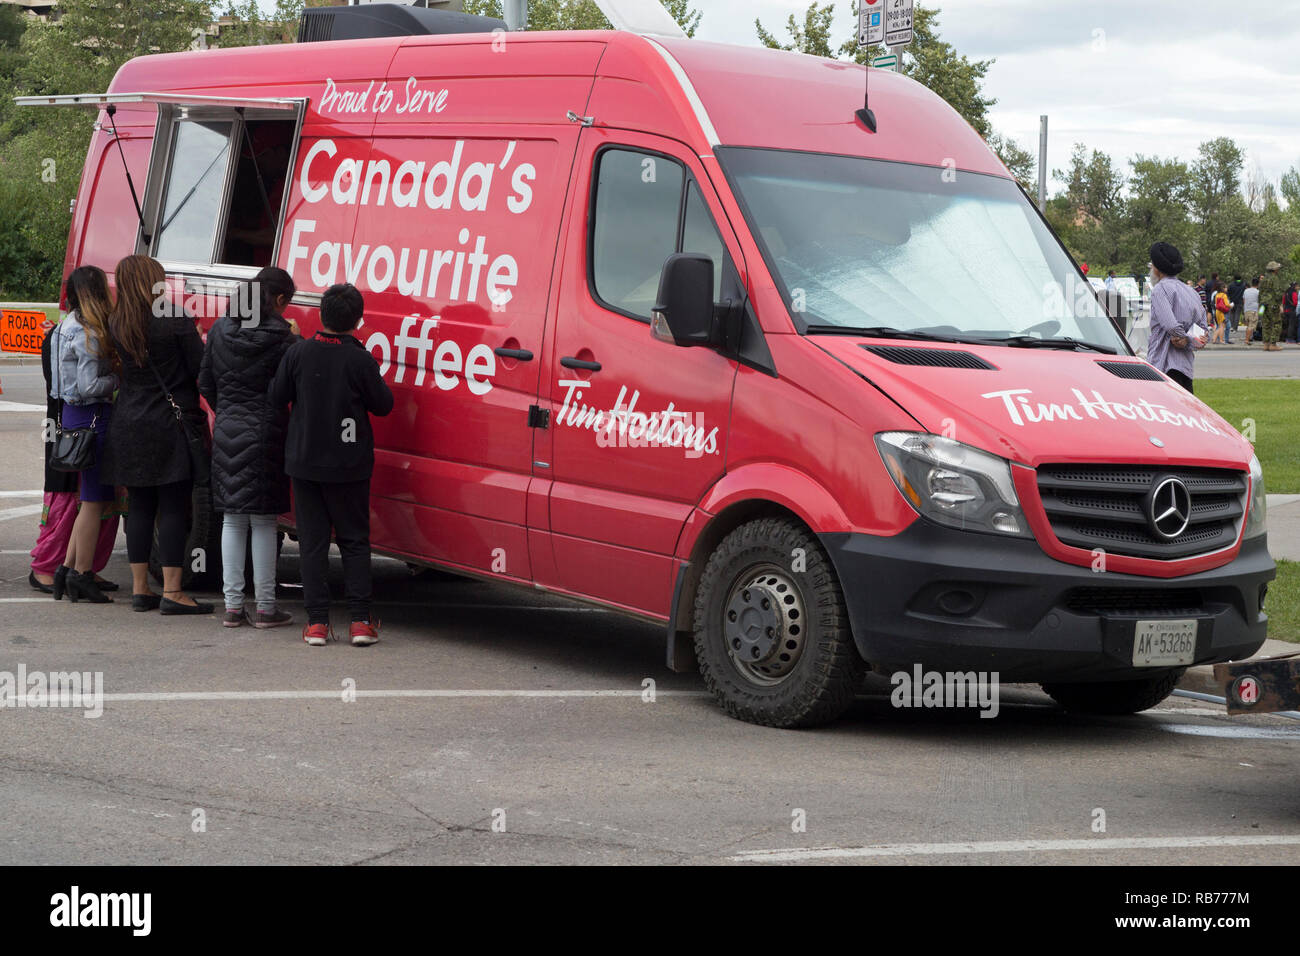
[860,344,996,370]
[1096,360,1164,381]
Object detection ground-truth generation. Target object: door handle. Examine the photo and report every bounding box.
[560,356,601,372]
[494,347,534,361]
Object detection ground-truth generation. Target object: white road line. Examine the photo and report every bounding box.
[7,689,712,703]
[0,400,44,412]
[729,834,1300,864]
[0,490,42,498]
[0,504,44,522]
[0,597,611,610]
[1158,723,1300,740]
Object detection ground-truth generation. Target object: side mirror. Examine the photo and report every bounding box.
[651,253,715,347]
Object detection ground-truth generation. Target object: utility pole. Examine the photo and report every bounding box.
[1037,115,1048,212]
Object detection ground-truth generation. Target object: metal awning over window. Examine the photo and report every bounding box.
[15,91,304,111]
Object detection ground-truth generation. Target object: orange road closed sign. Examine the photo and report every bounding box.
[1,309,48,354]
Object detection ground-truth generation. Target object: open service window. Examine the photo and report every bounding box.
[144,102,304,271]
[12,92,305,277]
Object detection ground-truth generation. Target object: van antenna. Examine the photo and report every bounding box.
[855,63,877,133]
[104,104,151,244]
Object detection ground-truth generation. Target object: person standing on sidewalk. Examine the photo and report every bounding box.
[1242,277,1261,345]
[269,283,393,647]
[1284,282,1298,344]
[198,267,299,630]
[1259,261,1285,351]
[1227,275,1245,342]
[1146,242,1201,392]
[48,266,119,603]
[101,255,213,615]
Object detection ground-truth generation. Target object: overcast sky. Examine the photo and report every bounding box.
[691,0,1300,195]
[283,1,1300,196]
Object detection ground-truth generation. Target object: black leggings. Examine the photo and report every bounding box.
[126,481,191,567]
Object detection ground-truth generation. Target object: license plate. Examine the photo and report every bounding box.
[1132,620,1197,667]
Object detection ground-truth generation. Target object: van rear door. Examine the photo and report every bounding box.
[539,129,742,615]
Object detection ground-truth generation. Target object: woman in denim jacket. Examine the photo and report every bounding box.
[50,266,119,603]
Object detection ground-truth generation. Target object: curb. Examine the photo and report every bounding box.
[1177,638,1297,698]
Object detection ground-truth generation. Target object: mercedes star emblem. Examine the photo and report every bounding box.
[1148,476,1192,540]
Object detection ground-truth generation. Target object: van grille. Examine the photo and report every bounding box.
[1036,464,1246,559]
[1064,587,1203,614]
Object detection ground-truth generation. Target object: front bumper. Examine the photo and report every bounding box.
[822,523,1275,682]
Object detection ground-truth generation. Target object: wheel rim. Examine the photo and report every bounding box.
[722,563,807,686]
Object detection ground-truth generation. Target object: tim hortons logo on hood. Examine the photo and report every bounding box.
[980,387,1225,435]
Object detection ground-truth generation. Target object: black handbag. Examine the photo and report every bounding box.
[49,404,98,473]
[144,355,211,489]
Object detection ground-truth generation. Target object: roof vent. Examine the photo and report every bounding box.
[860,345,997,370]
[298,3,505,42]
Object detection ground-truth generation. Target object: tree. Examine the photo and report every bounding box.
[0,0,212,300]
[755,2,836,58]
[1189,137,1245,223]
[464,0,701,35]
[987,131,1035,193]
[1281,161,1300,210]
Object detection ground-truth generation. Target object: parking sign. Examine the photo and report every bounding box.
[884,0,913,46]
[858,0,883,45]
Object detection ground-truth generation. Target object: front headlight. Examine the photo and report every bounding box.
[1243,453,1267,539]
[875,432,1031,537]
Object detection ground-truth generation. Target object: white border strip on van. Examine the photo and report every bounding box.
[640,37,720,149]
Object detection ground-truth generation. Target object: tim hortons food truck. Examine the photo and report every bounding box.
[21,0,1274,728]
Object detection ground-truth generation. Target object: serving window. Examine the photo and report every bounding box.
[143,105,302,272]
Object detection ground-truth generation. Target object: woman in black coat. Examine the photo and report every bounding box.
[198,267,298,629]
[101,255,212,615]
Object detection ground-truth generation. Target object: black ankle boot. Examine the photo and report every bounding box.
[66,571,112,604]
[52,565,71,601]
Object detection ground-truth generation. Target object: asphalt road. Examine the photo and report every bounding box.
[1,362,1298,866]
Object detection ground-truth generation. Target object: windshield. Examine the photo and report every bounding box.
[718,148,1126,350]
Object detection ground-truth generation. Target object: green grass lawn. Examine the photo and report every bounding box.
[1195,378,1300,493]
[1269,560,1299,644]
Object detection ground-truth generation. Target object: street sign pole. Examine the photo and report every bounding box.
[1038,115,1048,212]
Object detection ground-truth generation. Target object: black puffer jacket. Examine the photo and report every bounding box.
[198,313,296,514]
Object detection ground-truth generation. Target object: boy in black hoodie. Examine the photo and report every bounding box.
[270,284,394,646]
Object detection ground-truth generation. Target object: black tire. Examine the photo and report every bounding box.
[692,517,866,728]
[1041,669,1184,715]
[148,484,223,592]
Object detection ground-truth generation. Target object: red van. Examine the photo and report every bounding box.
[23,2,1274,727]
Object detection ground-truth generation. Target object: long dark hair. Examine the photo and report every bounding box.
[64,266,114,366]
[109,255,166,366]
[228,267,295,328]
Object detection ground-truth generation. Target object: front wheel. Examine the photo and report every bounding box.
[692,518,865,728]
[1041,669,1184,715]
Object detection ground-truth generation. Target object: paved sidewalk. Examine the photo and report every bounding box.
[1175,493,1296,699]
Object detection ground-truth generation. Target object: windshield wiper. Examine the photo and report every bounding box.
[803,324,970,344]
[979,335,1117,354]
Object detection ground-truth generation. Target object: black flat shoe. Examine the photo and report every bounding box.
[132,594,162,612]
[160,597,214,616]
[29,571,53,594]
[52,565,70,601]
[66,570,112,604]
[92,576,119,592]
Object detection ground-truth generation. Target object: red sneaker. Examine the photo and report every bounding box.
[302,623,330,646]
[350,619,380,647]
